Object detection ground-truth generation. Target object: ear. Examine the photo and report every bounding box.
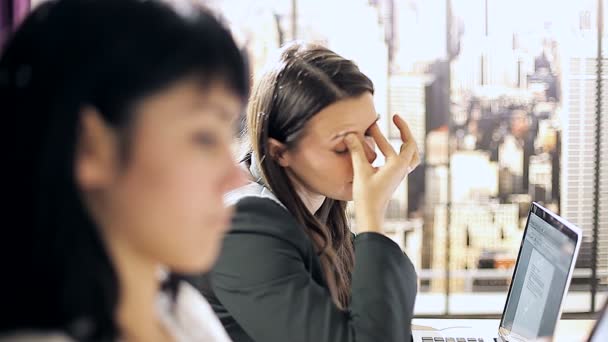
[267,138,290,167]
[75,106,120,190]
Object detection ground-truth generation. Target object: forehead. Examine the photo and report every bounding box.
[136,79,242,122]
[143,79,240,111]
[304,92,377,140]
[201,83,243,118]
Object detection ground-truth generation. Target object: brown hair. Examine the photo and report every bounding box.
[243,42,374,309]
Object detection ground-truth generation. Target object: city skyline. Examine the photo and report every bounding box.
[120,0,608,315]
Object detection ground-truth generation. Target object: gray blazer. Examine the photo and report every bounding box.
[188,182,418,342]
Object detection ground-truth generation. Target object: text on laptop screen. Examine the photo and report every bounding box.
[500,210,578,340]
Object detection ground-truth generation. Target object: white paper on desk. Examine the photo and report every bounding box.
[411,324,474,332]
[411,325,437,331]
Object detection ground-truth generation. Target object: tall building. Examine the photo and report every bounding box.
[388,73,428,221]
[559,23,608,276]
[388,73,428,156]
[425,61,451,132]
[370,0,397,67]
[422,129,450,268]
[426,129,449,166]
[422,165,448,268]
[529,153,553,203]
[499,135,525,194]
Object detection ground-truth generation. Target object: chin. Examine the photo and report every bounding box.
[342,185,354,201]
[172,246,221,274]
[328,189,353,202]
[336,194,353,201]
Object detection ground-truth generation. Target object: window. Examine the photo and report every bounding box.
[212,0,608,317]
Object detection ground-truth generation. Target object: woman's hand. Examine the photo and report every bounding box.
[345,114,420,233]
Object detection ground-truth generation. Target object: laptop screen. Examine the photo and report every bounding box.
[588,300,608,341]
[499,204,579,340]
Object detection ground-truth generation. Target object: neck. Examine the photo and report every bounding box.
[105,230,170,341]
[287,172,326,214]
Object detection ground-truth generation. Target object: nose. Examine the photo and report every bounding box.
[363,136,377,163]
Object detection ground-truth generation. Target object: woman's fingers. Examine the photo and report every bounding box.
[345,134,373,177]
[393,115,419,167]
[368,123,396,158]
[394,114,415,145]
[400,142,417,166]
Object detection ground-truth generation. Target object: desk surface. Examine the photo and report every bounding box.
[412,319,594,342]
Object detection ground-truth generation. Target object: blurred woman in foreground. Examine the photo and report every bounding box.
[0,0,248,340]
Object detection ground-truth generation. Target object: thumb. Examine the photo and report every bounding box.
[345,134,373,177]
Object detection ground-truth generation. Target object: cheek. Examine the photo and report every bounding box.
[160,161,232,272]
[134,150,214,212]
[305,151,353,182]
[333,156,354,181]
[111,144,230,272]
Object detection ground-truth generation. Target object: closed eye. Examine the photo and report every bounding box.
[193,131,218,147]
[334,149,348,155]
[333,141,349,154]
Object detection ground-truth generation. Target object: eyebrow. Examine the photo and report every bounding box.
[330,114,380,141]
[205,103,239,123]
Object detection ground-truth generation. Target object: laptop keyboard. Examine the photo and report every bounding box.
[421,337,491,342]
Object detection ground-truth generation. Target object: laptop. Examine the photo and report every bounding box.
[412,202,582,342]
[586,298,608,342]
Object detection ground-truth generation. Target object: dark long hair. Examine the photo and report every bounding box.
[244,42,374,309]
[0,0,248,340]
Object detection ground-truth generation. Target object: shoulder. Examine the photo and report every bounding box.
[225,183,308,247]
[214,183,317,281]
[224,181,285,209]
[232,196,295,231]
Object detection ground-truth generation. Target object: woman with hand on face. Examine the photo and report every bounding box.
[0,0,248,340]
[188,42,421,342]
